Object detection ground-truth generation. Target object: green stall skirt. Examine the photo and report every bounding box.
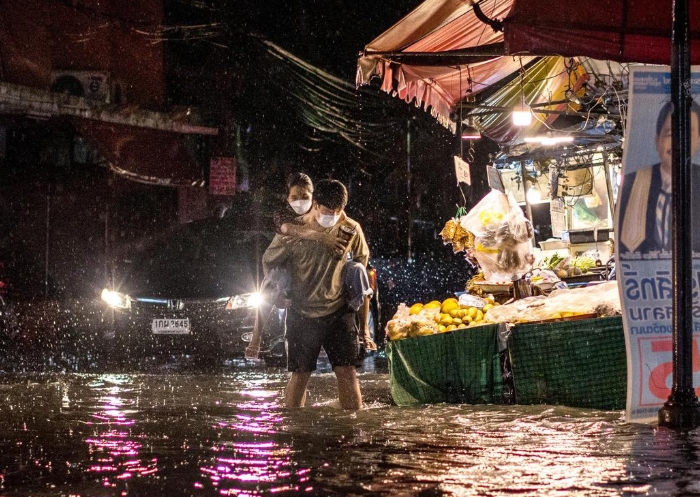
[507,316,626,410]
[386,324,502,406]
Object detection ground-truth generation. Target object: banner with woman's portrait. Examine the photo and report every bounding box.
[616,65,700,423]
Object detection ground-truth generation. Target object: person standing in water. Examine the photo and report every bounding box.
[246,173,376,360]
[262,179,370,409]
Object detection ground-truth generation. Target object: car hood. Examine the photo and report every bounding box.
[115,223,272,299]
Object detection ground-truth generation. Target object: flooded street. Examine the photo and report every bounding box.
[0,357,698,496]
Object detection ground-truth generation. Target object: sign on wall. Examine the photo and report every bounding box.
[209,157,237,196]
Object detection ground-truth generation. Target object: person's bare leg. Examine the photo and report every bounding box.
[359,296,377,351]
[285,372,312,407]
[245,308,263,359]
[334,366,362,409]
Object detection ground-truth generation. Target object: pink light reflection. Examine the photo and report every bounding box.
[83,382,160,489]
[199,440,311,492]
[240,389,278,398]
[198,397,312,495]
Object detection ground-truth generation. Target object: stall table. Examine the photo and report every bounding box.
[386,316,626,409]
[386,324,502,406]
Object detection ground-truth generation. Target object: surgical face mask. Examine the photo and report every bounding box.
[316,212,340,228]
[289,199,312,215]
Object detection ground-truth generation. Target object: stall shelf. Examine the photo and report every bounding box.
[386,316,626,410]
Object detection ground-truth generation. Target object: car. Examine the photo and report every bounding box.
[99,215,283,364]
[100,214,381,365]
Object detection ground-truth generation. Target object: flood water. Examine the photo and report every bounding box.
[1,357,700,497]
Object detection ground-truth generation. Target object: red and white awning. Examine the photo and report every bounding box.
[356,0,592,145]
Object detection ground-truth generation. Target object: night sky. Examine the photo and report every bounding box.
[222,0,422,80]
[166,0,423,79]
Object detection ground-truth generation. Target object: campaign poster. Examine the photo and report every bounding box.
[616,65,700,423]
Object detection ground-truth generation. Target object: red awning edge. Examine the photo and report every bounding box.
[503,0,700,65]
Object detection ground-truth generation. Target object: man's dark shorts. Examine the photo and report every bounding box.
[285,307,361,372]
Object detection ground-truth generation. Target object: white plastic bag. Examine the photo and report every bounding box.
[461,190,534,279]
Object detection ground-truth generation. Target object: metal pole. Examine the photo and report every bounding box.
[658,0,700,428]
[602,154,616,224]
[521,162,534,223]
[406,119,413,263]
[44,193,50,299]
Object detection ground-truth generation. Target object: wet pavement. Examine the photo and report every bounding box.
[1,354,700,496]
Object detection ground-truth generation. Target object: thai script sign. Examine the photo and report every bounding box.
[616,65,700,423]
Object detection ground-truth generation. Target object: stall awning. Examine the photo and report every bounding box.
[356,0,590,145]
[503,0,700,65]
[357,0,520,133]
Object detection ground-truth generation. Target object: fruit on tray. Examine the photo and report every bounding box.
[386,296,497,341]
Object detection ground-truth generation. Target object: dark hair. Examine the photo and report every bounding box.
[656,100,700,136]
[313,179,348,211]
[286,172,313,194]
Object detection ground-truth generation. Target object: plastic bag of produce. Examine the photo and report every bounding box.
[460,190,512,238]
[461,190,534,279]
[484,281,621,324]
[385,312,439,341]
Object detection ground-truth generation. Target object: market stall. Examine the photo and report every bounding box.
[385,188,625,409]
[360,0,700,428]
[385,285,625,409]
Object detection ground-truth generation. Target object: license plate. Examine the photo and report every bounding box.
[152,318,190,335]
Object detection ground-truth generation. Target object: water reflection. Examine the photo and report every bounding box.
[198,384,313,495]
[5,367,700,496]
[84,375,159,490]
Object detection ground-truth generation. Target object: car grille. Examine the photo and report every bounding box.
[113,298,258,354]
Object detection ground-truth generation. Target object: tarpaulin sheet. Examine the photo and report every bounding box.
[503,0,700,65]
[357,0,520,133]
[71,118,205,186]
[507,316,626,410]
[356,0,588,144]
[387,316,626,410]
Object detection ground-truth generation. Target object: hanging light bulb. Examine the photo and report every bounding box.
[512,104,532,126]
[526,185,542,203]
[461,119,481,140]
[513,58,532,127]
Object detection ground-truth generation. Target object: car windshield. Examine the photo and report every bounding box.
[119,220,272,299]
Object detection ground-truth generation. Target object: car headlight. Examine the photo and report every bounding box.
[226,292,263,310]
[101,288,132,309]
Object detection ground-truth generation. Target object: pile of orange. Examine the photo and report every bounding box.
[404,296,498,334]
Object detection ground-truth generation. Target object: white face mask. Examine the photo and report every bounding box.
[316,212,340,228]
[289,199,312,215]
